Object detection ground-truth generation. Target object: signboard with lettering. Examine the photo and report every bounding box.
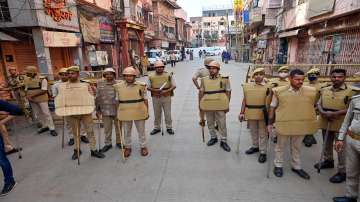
[98,16,115,43]
[36,0,80,32]
[42,30,81,47]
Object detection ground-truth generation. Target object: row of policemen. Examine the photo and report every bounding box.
[53,61,177,159]
[239,66,359,202]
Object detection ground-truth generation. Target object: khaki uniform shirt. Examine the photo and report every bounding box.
[95,79,118,116]
[338,94,360,140]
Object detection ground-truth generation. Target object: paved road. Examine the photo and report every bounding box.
[5,57,343,202]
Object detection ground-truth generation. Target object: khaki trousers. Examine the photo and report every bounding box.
[205,111,227,141]
[248,120,268,153]
[65,118,88,139]
[67,114,96,151]
[274,135,304,170]
[30,101,55,130]
[345,136,360,199]
[123,120,146,148]
[324,130,346,173]
[152,96,172,129]
[103,115,120,145]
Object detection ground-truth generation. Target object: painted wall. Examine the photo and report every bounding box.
[83,0,112,11]
[282,0,360,31]
[0,0,79,32]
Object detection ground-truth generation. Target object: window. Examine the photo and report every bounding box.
[253,0,259,8]
[0,0,11,22]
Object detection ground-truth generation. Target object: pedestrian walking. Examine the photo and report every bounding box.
[0,100,23,196]
[170,52,176,67]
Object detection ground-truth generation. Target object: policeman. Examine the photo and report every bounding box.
[239,68,270,163]
[52,68,89,146]
[56,66,105,160]
[270,66,290,88]
[148,61,176,135]
[199,61,231,152]
[192,58,214,89]
[7,66,25,108]
[24,66,57,136]
[302,67,325,147]
[96,68,121,152]
[268,69,317,179]
[316,69,355,183]
[114,67,149,157]
[333,93,360,202]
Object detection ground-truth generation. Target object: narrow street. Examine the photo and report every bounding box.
[5,57,343,202]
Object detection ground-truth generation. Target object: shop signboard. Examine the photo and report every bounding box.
[42,30,81,47]
[98,16,115,43]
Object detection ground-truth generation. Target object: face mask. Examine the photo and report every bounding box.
[308,75,317,81]
[278,72,288,78]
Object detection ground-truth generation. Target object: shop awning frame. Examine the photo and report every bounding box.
[0,32,19,41]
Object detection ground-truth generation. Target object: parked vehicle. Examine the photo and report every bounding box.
[146,50,161,70]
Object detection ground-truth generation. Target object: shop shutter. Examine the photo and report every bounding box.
[13,41,37,72]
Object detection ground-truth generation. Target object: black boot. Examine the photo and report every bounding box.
[80,136,89,143]
[101,145,112,153]
[220,141,231,152]
[167,128,175,135]
[330,172,346,183]
[291,168,310,180]
[245,147,259,155]
[71,149,82,160]
[303,135,316,147]
[91,150,105,158]
[150,129,161,135]
[258,153,267,163]
[116,143,122,149]
[314,159,334,170]
[274,167,283,177]
[333,196,357,202]
[37,127,49,134]
[207,138,218,146]
[50,130,58,136]
[68,138,74,146]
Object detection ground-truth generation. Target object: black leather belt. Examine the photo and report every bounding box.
[119,99,144,104]
[246,105,266,109]
[204,90,226,94]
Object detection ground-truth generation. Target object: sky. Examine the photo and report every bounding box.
[177,0,233,20]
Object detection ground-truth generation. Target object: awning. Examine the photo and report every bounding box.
[0,32,19,41]
[278,29,300,38]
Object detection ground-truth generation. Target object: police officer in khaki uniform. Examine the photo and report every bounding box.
[96,68,121,152]
[200,61,231,152]
[316,69,356,183]
[52,68,89,146]
[7,66,26,109]
[333,93,360,202]
[114,67,149,157]
[55,66,105,160]
[268,69,317,179]
[269,66,290,88]
[302,67,325,147]
[192,58,214,89]
[239,68,270,163]
[24,66,57,136]
[148,61,176,135]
